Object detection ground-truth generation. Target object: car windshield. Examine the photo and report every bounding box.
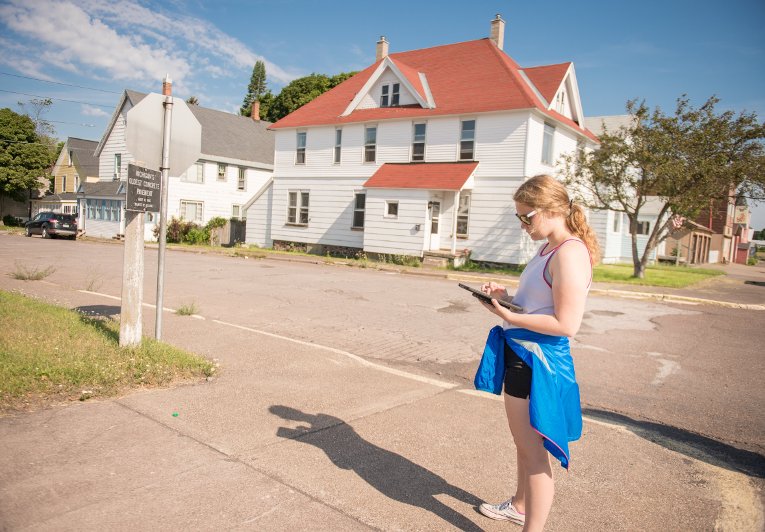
[53,214,76,223]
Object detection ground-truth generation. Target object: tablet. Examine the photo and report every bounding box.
[458,283,524,313]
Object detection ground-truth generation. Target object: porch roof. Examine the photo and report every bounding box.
[363,162,478,191]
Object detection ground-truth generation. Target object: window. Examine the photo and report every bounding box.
[385,200,398,218]
[334,129,342,164]
[63,205,72,214]
[238,167,246,191]
[287,191,309,225]
[180,200,203,223]
[218,163,227,180]
[232,204,245,221]
[635,220,651,235]
[62,175,67,192]
[412,123,426,162]
[87,199,95,219]
[612,212,621,233]
[68,150,73,166]
[380,83,400,107]
[114,153,121,179]
[457,193,471,237]
[460,120,475,160]
[542,122,555,165]
[99,199,107,220]
[555,92,566,113]
[364,126,377,163]
[111,200,121,222]
[75,175,79,191]
[182,162,204,183]
[296,131,306,164]
[352,192,366,228]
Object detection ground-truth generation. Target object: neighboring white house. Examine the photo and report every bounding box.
[583,115,665,264]
[79,89,274,241]
[250,15,599,265]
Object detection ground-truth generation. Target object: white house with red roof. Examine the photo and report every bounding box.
[248,15,599,265]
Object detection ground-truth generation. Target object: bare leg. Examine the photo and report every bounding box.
[513,447,527,514]
[504,394,554,532]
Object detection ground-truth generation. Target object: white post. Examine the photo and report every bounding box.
[451,190,460,254]
[119,210,144,346]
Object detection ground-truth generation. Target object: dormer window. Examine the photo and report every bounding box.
[380,83,400,107]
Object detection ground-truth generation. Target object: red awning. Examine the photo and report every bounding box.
[363,162,478,190]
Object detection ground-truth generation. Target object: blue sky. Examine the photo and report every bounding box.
[1,0,764,226]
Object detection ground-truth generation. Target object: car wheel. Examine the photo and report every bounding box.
[41,225,49,239]
[25,226,32,237]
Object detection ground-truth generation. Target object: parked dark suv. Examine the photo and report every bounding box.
[25,212,78,239]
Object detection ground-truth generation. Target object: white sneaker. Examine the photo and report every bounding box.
[478,497,525,524]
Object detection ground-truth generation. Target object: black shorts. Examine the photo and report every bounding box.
[504,343,532,399]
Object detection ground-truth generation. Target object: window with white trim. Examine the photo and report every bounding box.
[385,200,398,218]
[232,204,245,221]
[612,212,622,233]
[296,131,306,164]
[182,162,204,183]
[352,192,366,228]
[380,84,389,107]
[364,126,377,163]
[217,163,227,180]
[62,175,67,192]
[237,167,246,190]
[180,200,203,223]
[68,150,73,166]
[391,83,400,106]
[457,193,471,237]
[459,120,475,160]
[334,128,342,164]
[635,220,650,235]
[287,191,309,225]
[542,122,555,165]
[412,123,426,162]
[114,153,121,179]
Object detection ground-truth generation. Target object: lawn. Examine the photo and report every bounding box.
[0,290,215,413]
[592,263,725,288]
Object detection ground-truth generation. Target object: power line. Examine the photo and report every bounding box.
[0,72,122,94]
[0,89,114,108]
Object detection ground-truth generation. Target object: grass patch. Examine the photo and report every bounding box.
[593,264,725,288]
[0,290,215,413]
[450,261,524,277]
[176,301,198,316]
[11,263,56,281]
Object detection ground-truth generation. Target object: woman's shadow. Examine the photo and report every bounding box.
[269,405,484,531]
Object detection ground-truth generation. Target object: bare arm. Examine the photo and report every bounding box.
[481,243,591,337]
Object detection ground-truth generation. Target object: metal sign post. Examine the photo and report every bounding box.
[155,95,173,340]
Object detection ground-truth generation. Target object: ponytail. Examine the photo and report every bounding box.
[566,203,601,264]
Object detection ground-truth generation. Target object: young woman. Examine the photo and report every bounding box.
[476,174,600,531]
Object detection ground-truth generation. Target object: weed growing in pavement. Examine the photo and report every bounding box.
[176,302,198,316]
[11,262,56,281]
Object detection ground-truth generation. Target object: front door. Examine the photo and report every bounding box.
[428,201,441,251]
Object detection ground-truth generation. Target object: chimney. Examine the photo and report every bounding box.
[162,74,172,96]
[251,100,261,121]
[376,36,389,61]
[490,14,505,50]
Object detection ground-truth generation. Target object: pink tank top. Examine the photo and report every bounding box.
[505,239,590,328]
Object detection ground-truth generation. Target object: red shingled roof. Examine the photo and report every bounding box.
[270,38,597,142]
[363,162,479,190]
[523,62,571,104]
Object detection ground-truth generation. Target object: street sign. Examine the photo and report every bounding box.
[126,164,161,212]
[125,93,202,177]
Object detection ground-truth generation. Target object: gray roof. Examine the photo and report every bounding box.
[67,137,99,177]
[77,181,125,197]
[583,115,635,136]
[104,90,274,165]
[37,192,79,202]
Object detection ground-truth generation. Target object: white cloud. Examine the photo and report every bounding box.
[81,104,109,117]
[0,0,298,92]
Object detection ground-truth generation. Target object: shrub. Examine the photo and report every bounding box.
[156,217,200,244]
[2,215,21,227]
[184,227,209,245]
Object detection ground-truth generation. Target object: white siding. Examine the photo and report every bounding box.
[168,162,271,225]
[245,183,273,248]
[363,189,428,255]
[99,104,134,181]
[270,176,367,248]
[525,114,578,178]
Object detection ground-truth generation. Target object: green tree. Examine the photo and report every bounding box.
[0,108,56,213]
[186,96,199,105]
[265,71,358,122]
[240,60,268,117]
[562,96,765,278]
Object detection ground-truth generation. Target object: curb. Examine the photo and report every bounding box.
[588,288,765,310]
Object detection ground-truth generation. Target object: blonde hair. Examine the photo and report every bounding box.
[513,174,601,264]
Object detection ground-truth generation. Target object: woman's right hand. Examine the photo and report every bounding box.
[481,281,507,298]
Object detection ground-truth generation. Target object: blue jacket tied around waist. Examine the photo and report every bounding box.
[475,325,582,469]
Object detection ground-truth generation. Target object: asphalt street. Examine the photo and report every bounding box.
[1,233,763,530]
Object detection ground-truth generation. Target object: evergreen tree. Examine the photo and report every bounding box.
[241,60,267,116]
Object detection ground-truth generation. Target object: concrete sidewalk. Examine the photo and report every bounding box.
[1,280,757,531]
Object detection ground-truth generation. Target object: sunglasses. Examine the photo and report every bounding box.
[515,210,538,225]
